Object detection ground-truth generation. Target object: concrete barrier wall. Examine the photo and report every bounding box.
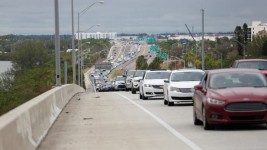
[0,84,84,150]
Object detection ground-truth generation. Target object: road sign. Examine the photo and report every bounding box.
[180,39,189,45]
[149,45,159,52]
[156,53,168,59]
[146,38,156,43]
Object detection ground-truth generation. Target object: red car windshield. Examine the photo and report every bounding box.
[209,73,267,89]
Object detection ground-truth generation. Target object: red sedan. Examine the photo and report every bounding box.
[193,69,267,130]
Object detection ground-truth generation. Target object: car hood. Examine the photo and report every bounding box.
[133,77,142,80]
[144,79,166,85]
[170,81,200,88]
[209,87,267,101]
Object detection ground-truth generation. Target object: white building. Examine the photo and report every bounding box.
[248,21,267,40]
[75,32,117,40]
[168,34,233,42]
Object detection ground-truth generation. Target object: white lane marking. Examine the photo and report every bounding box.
[115,92,202,150]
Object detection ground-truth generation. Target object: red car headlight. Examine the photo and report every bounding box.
[207,98,225,105]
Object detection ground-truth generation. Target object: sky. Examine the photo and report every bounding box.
[0,0,267,35]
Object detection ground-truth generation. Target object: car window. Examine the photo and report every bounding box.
[127,70,136,76]
[145,71,171,79]
[200,73,208,90]
[209,72,267,89]
[171,72,204,82]
[116,76,125,81]
[134,70,145,77]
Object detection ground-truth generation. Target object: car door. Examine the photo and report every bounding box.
[194,73,208,117]
[163,72,171,100]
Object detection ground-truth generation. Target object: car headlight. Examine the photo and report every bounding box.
[144,84,152,87]
[207,98,225,105]
[170,86,180,92]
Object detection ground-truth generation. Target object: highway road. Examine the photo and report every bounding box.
[38,90,267,150]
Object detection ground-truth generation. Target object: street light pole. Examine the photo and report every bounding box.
[71,0,76,84]
[201,9,205,70]
[77,1,104,87]
[54,0,61,86]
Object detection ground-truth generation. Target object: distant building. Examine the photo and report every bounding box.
[248,21,267,41]
[75,32,117,40]
[168,34,233,42]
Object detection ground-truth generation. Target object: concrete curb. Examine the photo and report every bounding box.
[0,84,84,150]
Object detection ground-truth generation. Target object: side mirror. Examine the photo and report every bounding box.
[194,85,203,91]
[164,80,169,83]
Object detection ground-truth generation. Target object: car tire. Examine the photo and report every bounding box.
[202,107,213,130]
[131,88,136,94]
[166,91,174,106]
[168,101,174,106]
[164,99,168,105]
[193,105,202,125]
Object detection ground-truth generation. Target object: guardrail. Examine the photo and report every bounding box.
[0,84,84,150]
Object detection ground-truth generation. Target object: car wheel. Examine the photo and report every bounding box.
[202,107,212,130]
[166,91,174,106]
[164,99,168,105]
[131,88,136,94]
[193,105,202,125]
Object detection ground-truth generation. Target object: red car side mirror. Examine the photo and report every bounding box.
[194,85,203,91]
[194,85,207,95]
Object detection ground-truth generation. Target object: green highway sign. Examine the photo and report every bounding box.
[146,38,156,43]
[149,45,159,52]
[156,53,168,59]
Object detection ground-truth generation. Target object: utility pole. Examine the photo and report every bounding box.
[201,9,205,70]
[54,0,61,86]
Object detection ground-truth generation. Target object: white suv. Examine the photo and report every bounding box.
[163,69,204,106]
[139,70,171,100]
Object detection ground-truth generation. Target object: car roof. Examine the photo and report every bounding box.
[235,59,267,62]
[171,69,204,73]
[207,68,262,74]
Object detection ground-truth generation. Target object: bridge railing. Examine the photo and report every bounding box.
[0,84,84,150]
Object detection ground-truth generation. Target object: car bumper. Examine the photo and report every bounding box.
[143,87,163,97]
[115,84,125,90]
[126,83,132,89]
[168,92,193,103]
[205,104,267,125]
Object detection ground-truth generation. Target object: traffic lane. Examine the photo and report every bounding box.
[118,91,267,150]
[38,92,193,150]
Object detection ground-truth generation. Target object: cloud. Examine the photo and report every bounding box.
[0,0,266,34]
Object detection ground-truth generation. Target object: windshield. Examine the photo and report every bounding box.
[134,70,145,77]
[237,61,267,70]
[116,76,125,81]
[171,72,204,82]
[145,71,171,79]
[127,70,136,76]
[209,72,267,89]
